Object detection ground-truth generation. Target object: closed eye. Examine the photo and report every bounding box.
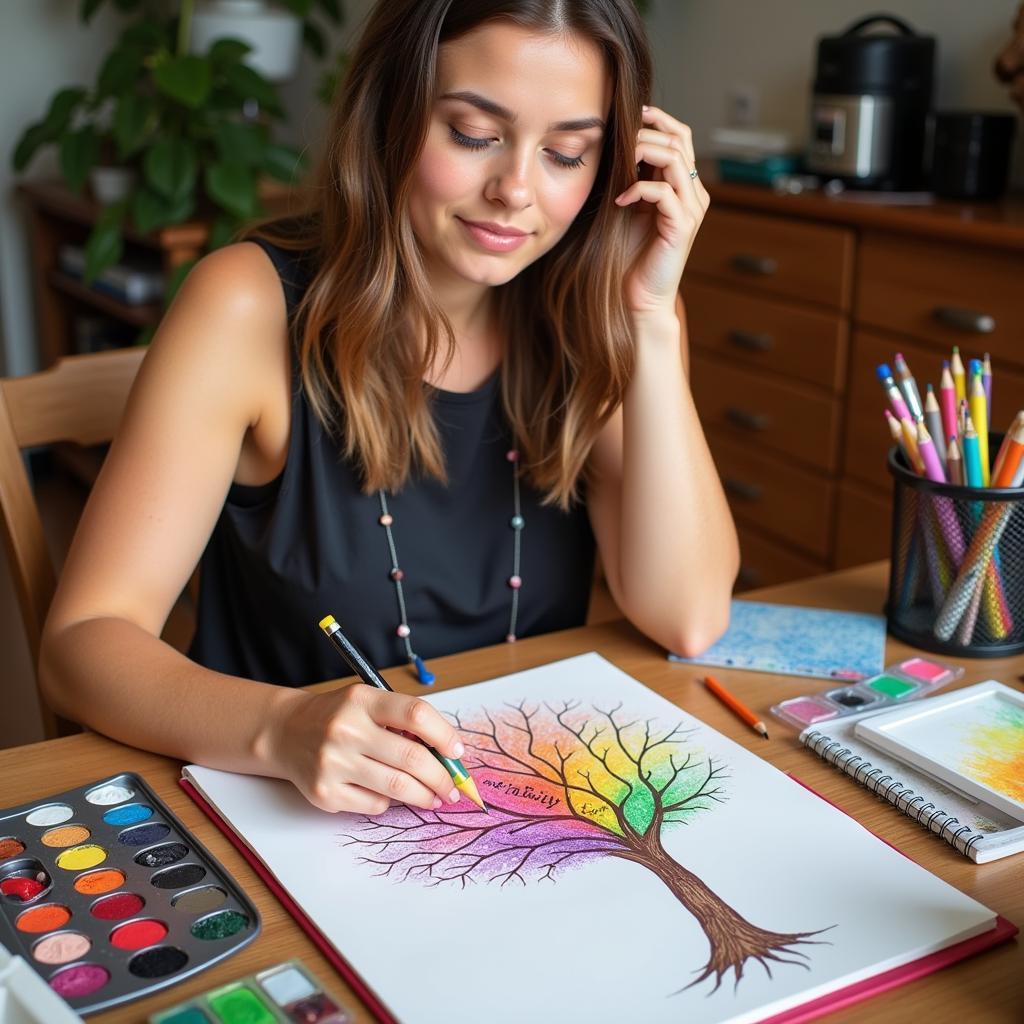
[448,126,586,169]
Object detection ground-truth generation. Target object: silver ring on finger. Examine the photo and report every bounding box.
[689,168,699,180]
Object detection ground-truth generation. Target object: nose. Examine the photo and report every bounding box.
[483,149,535,211]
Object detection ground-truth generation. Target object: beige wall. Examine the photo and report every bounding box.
[645,0,1022,183]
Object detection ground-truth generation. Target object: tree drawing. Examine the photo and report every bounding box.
[342,700,832,992]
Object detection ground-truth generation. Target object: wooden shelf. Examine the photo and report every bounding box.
[48,271,162,328]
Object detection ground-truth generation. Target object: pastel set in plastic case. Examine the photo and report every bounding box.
[771,656,964,730]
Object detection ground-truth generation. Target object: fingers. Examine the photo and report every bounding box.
[356,756,453,812]
[306,780,391,817]
[641,106,695,166]
[634,139,709,210]
[371,728,463,805]
[368,691,466,760]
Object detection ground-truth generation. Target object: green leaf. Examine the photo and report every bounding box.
[261,143,305,184]
[164,259,196,303]
[84,202,126,283]
[205,160,257,220]
[153,55,212,109]
[277,0,313,14]
[223,63,282,116]
[317,0,344,24]
[12,123,51,172]
[41,87,88,137]
[122,21,167,51]
[302,21,326,59]
[113,93,153,157]
[80,0,105,23]
[143,138,197,201]
[60,126,100,193]
[131,185,194,233]
[214,121,268,166]
[209,38,252,65]
[206,214,238,251]
[98,46,143,97]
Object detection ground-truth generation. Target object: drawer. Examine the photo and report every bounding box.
[843,329,1024,491]
[683,279,849,393]
[856,232,1024,368]
[734,525,825,593]
[709,432,835,559]
[693,354,842,473]
[834,479,893,570]
[688,206,854,312]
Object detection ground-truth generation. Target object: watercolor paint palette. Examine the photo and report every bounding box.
[771,656,964,729]
[150,959,349,1023]
[0,773,259,1015]
[854,681,1024,820]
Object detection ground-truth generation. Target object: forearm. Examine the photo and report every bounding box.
[39,617,305,774]
[617,314,738,653]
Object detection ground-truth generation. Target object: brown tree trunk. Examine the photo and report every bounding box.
[612,837,829,993]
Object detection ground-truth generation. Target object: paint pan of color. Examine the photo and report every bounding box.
[118,822,171,846]
[50,963,111,999]
[56,844,107,870]
[111,918,169,950]
[33,931,92,965]
[773,696,838,728]
[0,772,260,1015]
[0,837,26,860]
[824,687,883,710]
[25,805,74,827]
[897,657,960,684]
[135,842,188,868]
[74,868,126,895]
[41,824,91,847]
[867,674,919,698]
[103,804,153,826]
[151,959,350,1024]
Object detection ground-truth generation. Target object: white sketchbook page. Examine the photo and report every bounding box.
[185,653,995,1024]
[803,710,1024,864]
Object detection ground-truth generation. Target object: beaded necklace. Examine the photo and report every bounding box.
[376,446,524,685]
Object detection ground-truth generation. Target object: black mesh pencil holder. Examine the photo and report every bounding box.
[886,436,1024,657]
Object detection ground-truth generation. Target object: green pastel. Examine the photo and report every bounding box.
[208,987,276,1024]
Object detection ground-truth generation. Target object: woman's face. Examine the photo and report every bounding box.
[409,22,612,291]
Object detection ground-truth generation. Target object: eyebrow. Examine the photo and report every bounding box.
[439,90,605,132]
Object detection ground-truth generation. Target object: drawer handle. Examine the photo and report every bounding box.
[728,329,774,352]
[731,253,778,276]
[723,477,763,501]
[725,407,771,432]
[737,565,763,587]
[931,306,996,334]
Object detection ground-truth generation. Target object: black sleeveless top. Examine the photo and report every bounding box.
[188,240,596,684]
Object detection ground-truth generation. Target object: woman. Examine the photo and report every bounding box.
[40,0,738,815]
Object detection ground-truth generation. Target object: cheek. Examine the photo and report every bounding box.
[541,174,598,231]
[412,139,478,210]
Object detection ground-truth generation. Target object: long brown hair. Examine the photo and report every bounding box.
[255,0,651,509]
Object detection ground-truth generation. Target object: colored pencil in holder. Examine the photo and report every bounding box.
[939,361,958,444]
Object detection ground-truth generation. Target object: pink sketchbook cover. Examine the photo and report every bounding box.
[179,776,1016,1024]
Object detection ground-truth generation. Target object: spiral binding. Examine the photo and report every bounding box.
[803,730,987,857]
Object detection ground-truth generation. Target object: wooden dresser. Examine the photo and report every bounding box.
[683,176,1024,591]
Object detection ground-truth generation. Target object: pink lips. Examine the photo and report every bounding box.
[459,218,532,252]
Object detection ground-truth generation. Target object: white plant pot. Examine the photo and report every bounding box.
[89,166,136,205]
[191,0,302,82]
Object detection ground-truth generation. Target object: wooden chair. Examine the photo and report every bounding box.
[0,348,146,738]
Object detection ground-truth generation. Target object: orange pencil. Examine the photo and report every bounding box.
[992,414,1024,487]
[703,675,769,739]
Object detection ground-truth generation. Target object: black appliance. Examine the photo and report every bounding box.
[808,14,935,189]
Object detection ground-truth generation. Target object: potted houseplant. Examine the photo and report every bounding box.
[11,0,343,289]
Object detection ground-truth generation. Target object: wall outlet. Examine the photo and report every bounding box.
[727,85,760,127]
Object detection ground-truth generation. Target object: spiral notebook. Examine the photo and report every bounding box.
[799,708,1024,864]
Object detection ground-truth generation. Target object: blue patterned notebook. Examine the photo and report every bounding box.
[669,600,887,681]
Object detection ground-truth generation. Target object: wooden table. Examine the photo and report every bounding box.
[2,562,1022,1023]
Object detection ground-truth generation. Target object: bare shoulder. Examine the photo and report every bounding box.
[136,241,290,428]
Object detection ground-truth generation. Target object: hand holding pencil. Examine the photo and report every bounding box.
[264,619,479,816]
